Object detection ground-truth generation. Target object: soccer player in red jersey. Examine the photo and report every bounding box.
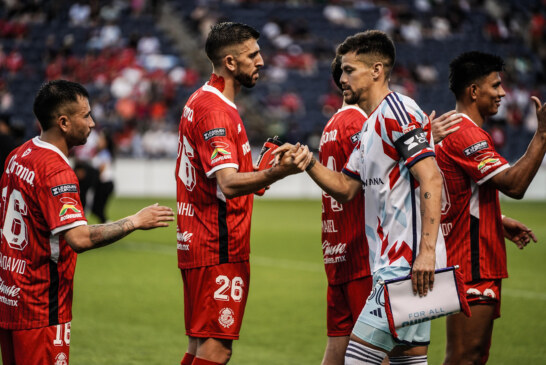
[435,51,545,364]
[175,22,311,365]
[0,80,175,365]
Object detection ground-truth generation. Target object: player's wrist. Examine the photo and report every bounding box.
[305,156,317,172]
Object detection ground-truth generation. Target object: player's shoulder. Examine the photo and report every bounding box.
[327,105,367,129]
[381,92,425,121]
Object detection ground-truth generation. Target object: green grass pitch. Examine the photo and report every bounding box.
[67,197,546,364]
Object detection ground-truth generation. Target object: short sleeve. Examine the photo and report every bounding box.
[383,93,435,168]
[445,128,509,185]
[194,110,240,177]
[40,169,87,236]
[342,141,362,181]
[340,112,366,159]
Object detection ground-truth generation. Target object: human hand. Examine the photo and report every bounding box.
[430,110,462,144]
[131,203,175,230]
[276,143,313,174]
[531,96,546,134]
[502,215,537,249]
[411,251,435,297]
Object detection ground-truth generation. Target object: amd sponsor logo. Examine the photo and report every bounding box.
[0,276,20,307]
[5,155,35,186]
[320,129,337,149]
[0,253,26,274]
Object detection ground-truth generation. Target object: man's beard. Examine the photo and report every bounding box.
[343,88,361,105]
[235,70,257,88]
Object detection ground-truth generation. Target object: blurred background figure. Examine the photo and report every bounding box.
[91,129,116,223]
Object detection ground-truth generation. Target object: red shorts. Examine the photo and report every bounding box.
[326,275,373,337]
[181,261,250,340]
[0,322,71,365]
[465,279,502,319]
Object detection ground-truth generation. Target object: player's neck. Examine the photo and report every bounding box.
[210,71,238,103]
[358,84,390,116]
[455,102,485,127]
[39,130,69,156]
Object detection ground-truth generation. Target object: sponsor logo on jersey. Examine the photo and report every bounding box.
[203,128,226,141]
[463,140,488,156]
[22,148,32,157]
[59,197,81,216]
[54,352,68,365]
[210,141,231,163]
[0,253,26,274]
[322,240,347,264]
[182,105,194,122]
[0,276,20,307]
[362,177,384,188]
[477,158,500,173]
[404,132,428,152]
[322,220,338,233]
[320,129,338,149]
[177,202,194,216]
[242,141,251,155]
[402,124,416,133]
[350,131,361,144]
[5,155,35,186]
[51,184,78,196]
[218,307,235,328]
[176,229,192,251]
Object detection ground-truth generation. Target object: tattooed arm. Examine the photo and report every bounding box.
[408,157,443,297]
[64,204,174,253]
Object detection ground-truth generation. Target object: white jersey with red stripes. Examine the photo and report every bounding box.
[343,92,446,274]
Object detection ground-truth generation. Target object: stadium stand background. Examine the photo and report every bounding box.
[0,0,545,164]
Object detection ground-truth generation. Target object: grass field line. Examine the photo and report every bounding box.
[116,241,546,300]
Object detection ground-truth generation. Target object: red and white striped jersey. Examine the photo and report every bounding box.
[319,105,371,285]
[435,114,509,282]
[0,137,87,330]
[175,78,254,269]
[343,92,446,274]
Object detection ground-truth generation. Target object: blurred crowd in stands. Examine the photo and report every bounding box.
[0,0,545,164]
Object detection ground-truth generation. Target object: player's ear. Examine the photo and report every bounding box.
[371,62,384,81]
[57,115,70,133]
[469,83,479,101]
[224,54,236,72]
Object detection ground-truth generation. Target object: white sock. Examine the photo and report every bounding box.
[345,340,387,365]
[389,355,428,364]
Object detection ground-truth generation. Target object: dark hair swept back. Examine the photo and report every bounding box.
[33,80,89,130]
[449,51,505,100]
[205,22,260,67]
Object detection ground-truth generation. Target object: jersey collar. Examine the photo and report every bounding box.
[202,83,237,110]
[32,137,71,166]
[337,104,368,118]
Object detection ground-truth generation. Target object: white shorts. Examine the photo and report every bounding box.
[352,267,431,352]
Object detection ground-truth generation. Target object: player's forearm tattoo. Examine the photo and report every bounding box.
[430,218,435,224]
[89,218,135,247]
[424,192,431,199]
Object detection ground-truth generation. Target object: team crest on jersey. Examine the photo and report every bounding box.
[203,128,226,141]
[218,307,235,328]
[210,141,231,163]
[54,352,68,365]
[59,197,83,221]
[463,140,488,156]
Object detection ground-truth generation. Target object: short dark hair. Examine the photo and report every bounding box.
[33,80,89,130]
[449,51,505,100]
[331,55,342,91]
[205,22,260,67]
[336,30,396,77]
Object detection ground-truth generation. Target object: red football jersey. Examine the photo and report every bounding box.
[0,138,87,330]
[175,79,254,269]
[319,105,371,285]
[435,114,509,282]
